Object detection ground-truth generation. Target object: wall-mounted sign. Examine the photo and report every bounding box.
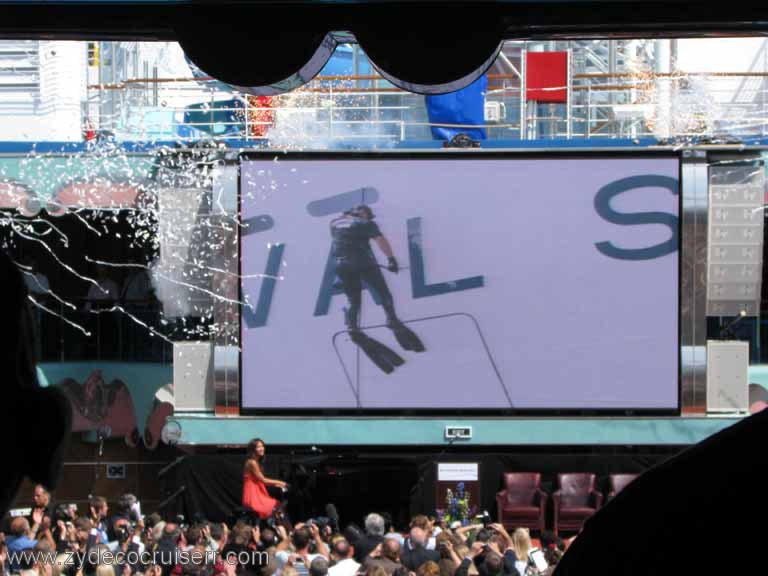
[438,462,479,482]
[106,463,127,479]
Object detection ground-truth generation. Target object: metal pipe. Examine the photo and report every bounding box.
[499,51,522,79]
[654,39,672,140]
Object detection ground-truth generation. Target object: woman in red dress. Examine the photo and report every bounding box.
[242,438,288,519]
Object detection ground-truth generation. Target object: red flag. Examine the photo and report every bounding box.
[526,52,568,103]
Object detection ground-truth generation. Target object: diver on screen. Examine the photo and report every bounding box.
[330,204,425,374]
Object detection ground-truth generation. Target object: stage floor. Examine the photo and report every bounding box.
[170,413,745,446]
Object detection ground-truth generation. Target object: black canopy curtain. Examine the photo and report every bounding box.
[164,448,677,529]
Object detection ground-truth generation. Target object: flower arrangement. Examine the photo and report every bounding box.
[436,482,477,526]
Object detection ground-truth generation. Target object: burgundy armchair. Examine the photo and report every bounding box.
[495,472,547,532]
[607,473,638,500]
[552,473,603,536]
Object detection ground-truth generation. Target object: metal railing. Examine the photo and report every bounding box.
[83,67,768,145]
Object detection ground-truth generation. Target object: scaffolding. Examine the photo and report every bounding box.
[5,38,768,145]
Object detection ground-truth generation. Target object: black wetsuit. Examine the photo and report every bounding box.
[331,214,397,329]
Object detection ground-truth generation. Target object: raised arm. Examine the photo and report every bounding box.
[455,524,484,543]
[308,524,329,559]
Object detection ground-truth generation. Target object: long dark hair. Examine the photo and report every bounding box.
[246,438,265,462]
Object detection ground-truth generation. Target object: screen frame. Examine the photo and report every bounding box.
[238,149,683,417]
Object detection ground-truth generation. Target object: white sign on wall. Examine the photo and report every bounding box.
[438,462,479,482]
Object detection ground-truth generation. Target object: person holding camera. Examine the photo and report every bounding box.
[54,503,78,553]
[88,498,109,545]
[451,525,524,576]
[451,524,484,546]
[109,495,141,539]
[454,540,518,576]
[435,534,464,576]
[274,525,329,576]
[69,517,96,553]
[112,516,146,574]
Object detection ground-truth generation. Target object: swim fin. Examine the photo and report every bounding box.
[389,321,426,352]
[349,330,405,374]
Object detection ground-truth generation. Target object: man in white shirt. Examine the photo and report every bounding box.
[328,538,359,576]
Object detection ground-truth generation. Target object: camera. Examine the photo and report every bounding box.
[116,526,132,543]
[307,517,330,531]
[55,504,76,523]
[480,511,492,527]
[129,501,142,524]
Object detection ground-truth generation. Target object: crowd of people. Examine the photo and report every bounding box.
[0,487,567,576]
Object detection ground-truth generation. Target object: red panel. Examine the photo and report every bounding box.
[248,95,275,138]
[526,51,568,103]
[53,180,141,209]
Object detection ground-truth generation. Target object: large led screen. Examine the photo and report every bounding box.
[240,154,679,412]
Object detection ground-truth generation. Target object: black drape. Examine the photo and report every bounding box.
[165,454,291,523]
[162,448,681,528]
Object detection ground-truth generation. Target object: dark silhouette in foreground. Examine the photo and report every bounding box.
[555,408,768,575]
[0,249,71,515]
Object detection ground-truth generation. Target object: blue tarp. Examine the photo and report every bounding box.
[424,75,487,141]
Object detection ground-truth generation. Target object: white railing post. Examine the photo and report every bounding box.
[329,84,334,140]
[654,39,672,140]
[244,97,250,141]
[520,45,527,140]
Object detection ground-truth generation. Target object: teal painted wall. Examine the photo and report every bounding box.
[170,413,742,446]
[32,360,758,447]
